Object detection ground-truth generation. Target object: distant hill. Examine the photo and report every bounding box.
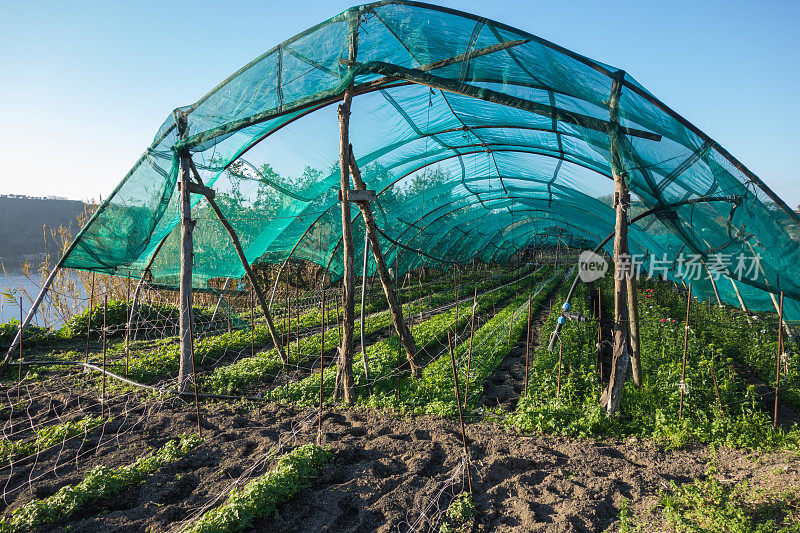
[0,195,87,268]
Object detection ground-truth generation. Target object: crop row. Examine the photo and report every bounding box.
[0,434,201,532]
[264,267,558,411]
[508,274,800,451]
[202,265,542,396]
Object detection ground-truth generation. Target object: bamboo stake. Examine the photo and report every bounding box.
[678,284,692,421]
[556,341,563,404]
[596,286,603,380]
[702,260,723,307]
[774,291,784,428]
[125,276,130,376]
[102,295,107,417]
[524,296,532,397]
[285,286,290,362]
[85,272,95,364]
[746,241,793,342]
[188,293,202,437]
[318,286,326,444]
[464,287,477,407]
[709,348,724,417]
[296,286,301,354]
[729,278,752,325]
[448,332,473,493]
[17,298,23,401]
[251,287,255,359]
[626,275,642,387]
[359,229,372,391]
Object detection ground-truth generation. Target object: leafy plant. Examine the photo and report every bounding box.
[183,443,330,533]
[0,434,201,531]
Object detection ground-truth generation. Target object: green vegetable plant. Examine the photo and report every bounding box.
[0,434,201,532]
[183,442,330,533]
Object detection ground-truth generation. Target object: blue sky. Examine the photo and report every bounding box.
[1,0,798,206]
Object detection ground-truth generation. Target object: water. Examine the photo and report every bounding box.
[0,270,86,327]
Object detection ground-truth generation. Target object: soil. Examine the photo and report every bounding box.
[479,283,562,411]
[2,376,799,533]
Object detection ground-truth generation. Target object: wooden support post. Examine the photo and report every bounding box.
[626,275,642,387]
[448,332,473,493]
[296,286,301,354]
[188,293,202,437]
[285,287,290,362]
[178,141,194,391]
[125,276,130,376]
[678,284,692,421]
[602,70,631,417]
[86,272,95,363]
[360,223,373,391]
[774,291,784,428]
[556,341,563,404]
[102,295,107,416]
[596,286,603,380]
[464,287,477,407]
[702,260,723,307]
[524,296,532,397]
[188,160,287,365]
[318,286,326,444]
[250,287,255,358]
[746,241,794,342]
[729,278,752,324]
[17,299,23,400]
[335,16,360,404]
[348,148,419,375]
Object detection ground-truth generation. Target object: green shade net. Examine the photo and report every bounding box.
[62,1,800,320]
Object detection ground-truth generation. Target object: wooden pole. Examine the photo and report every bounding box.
[359,227,372,389]
[556,341,563,404]
[188,293,202,437]
[348,149,418,375]
[250,287,255,358]
[729,278,752,324]
[335,15,360,404]
[102,294,107,416]
[774,291,784,428]
[177,136,194,391]
[746,241,794,342]
[85,272,95,363]
[709,348,724,417]
[285,286,290,362]
[602,70,631,417]
[318,286,326,444]
[448,332,473,493]
[296,286,301,354]
[125,276,130,376]
[596,286,603,380]
[626,275,642,387]
[702,260,723,307]
[187,160,287,364]
[678,284,692,421]
[464,287,477,407]
[524,296,532,397]
[17,299,23,400]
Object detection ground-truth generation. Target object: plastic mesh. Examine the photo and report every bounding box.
[61,1,800,320]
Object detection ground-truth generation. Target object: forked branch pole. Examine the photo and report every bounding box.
[602,70,633,416]
[348,148,419,376]
[335,13,360,404]
[188,160,287,366]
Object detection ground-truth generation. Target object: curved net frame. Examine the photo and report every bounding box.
[60,1,800,319]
